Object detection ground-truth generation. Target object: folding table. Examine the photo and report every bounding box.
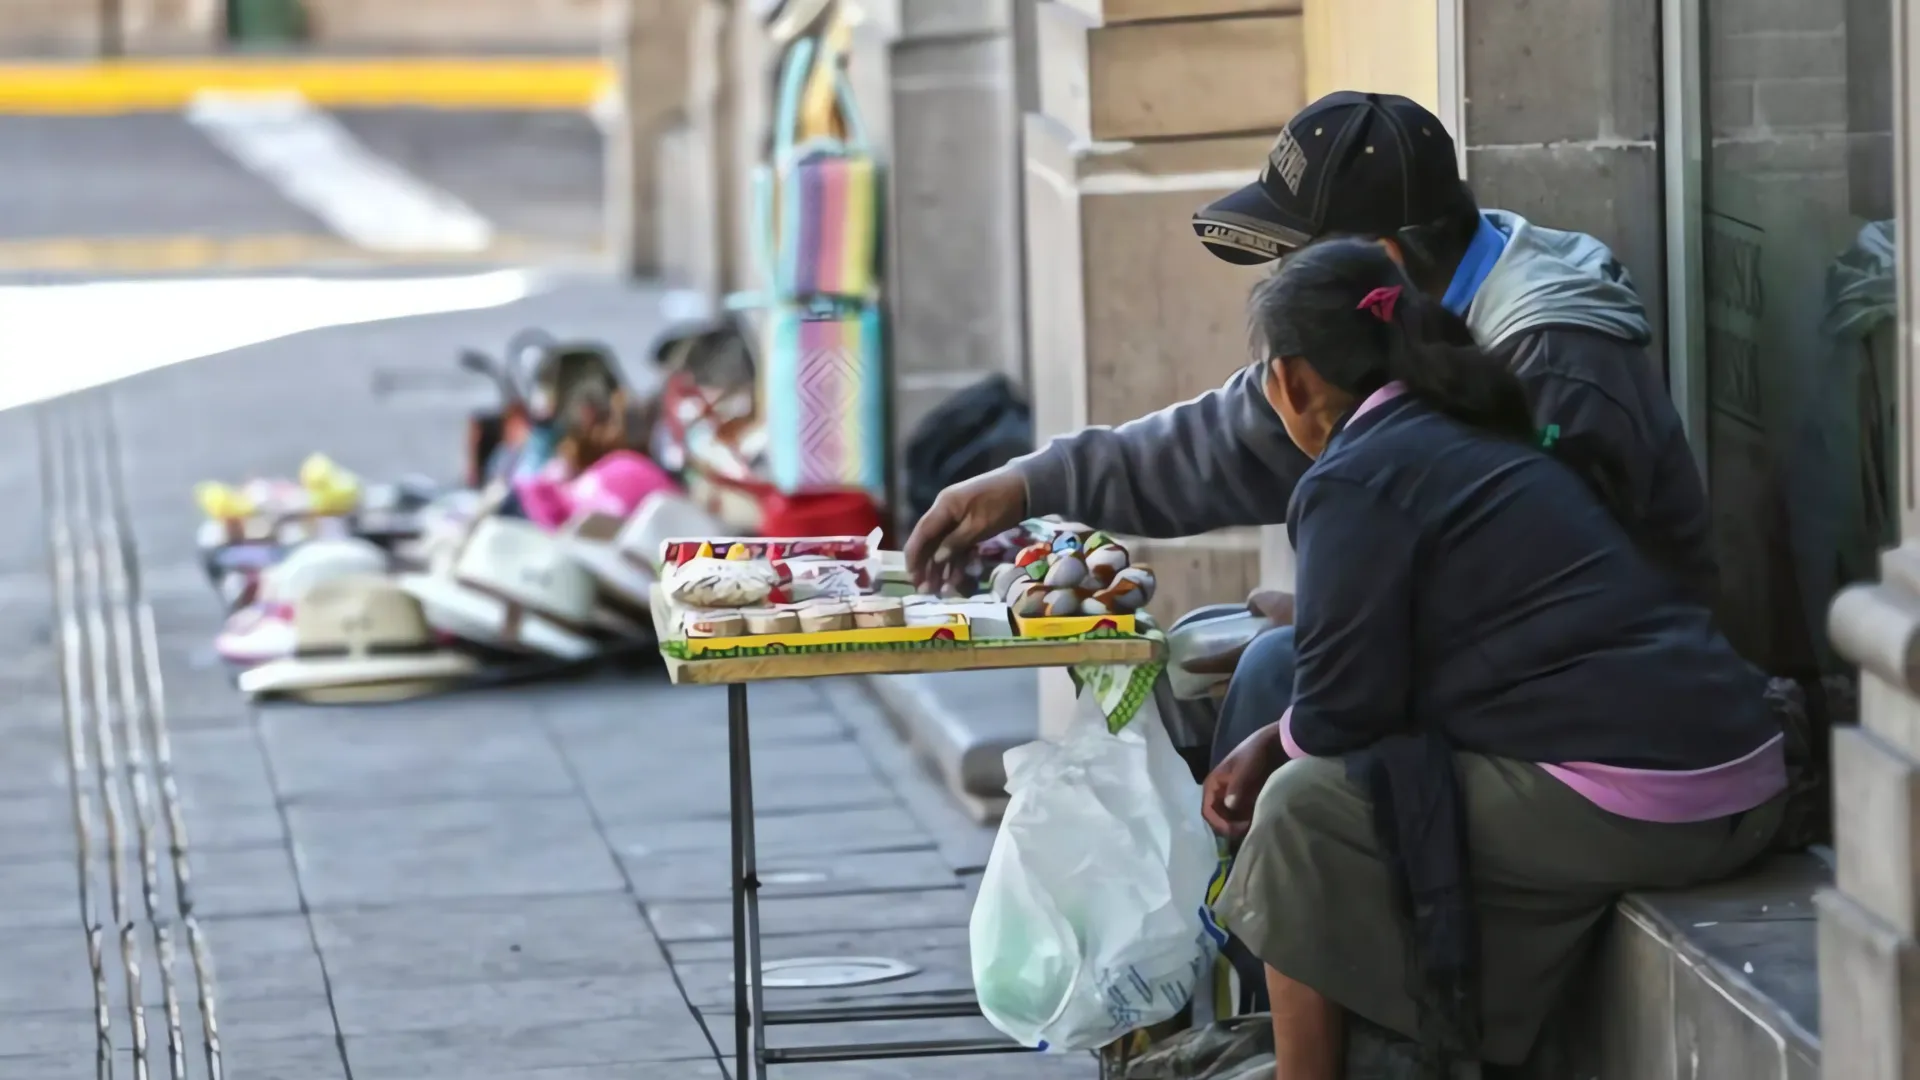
[655,604,1163,1079]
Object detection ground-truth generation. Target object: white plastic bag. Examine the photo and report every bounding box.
[971,690,1224,1051]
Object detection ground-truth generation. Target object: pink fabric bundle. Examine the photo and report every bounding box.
[515,451,677,531]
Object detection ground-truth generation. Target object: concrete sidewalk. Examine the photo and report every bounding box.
[0,279,1095,1078]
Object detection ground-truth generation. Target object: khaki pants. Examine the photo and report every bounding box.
[1213,754,1782,1065]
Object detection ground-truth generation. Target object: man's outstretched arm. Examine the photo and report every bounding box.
[905,364,1308,591]
[1016,363,1310,538]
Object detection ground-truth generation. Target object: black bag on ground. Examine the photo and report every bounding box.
[903,374,1033,524]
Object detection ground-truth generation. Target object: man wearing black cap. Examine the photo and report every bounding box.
[910,89,1709,583]
[906,89,1712,754]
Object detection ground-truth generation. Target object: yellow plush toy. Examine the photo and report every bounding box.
[194,481,255,522]
[299,454,361,517]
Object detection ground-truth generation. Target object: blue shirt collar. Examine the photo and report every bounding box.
[1439,213,1507,316]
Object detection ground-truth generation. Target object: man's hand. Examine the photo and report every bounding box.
[904,468,1029,593]
[1202,723,1286,839]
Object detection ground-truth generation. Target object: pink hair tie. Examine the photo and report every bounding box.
[1357,285,1402,322]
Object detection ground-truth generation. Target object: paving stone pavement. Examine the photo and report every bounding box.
[0,280,1098,1079]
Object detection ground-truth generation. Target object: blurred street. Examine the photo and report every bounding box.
[0,108,604,276]
[0,106,1096,1078]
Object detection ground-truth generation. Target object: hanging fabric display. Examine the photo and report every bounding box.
[766,300,884,491]
[737,8,889,498]
[781,153,880,298]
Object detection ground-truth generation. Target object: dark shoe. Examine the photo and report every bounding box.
[1344,1016,1473,1080]
[1117,1014,1273,1079]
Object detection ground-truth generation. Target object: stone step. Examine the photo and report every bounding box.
[1591,851,1825,1079]
[864,668,1042,822]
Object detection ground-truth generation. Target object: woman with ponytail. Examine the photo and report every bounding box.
[1203,240,1783,1078]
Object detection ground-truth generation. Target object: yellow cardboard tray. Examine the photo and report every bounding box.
[1013,612,1138,639]
[678,614,972,657]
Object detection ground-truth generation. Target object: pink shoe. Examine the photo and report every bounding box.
[215,602,298,665]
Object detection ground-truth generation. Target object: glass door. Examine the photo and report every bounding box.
[1691,0,1896,676]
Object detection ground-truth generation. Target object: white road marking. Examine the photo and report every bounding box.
[186,90,496,254]
[0,270,541,411]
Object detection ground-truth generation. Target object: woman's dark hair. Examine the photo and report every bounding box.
[1382,190,1483,290]
[1249,239,1532,438]
[1249,238,1647,553]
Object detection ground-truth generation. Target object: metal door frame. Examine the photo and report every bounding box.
[1660,0,1710,478]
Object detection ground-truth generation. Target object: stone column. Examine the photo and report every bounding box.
[304,0,608,49]
[653,0,733,304]
[630,0,774,300]
[1460,0,1663,352]
[870,0,1029,515]
[1024,0,1304,624]
[1023,0,1304,733]
[0,0,219,54]
[1302,0,1440,106]
[1821,0,1920,1072]
[720,1,780,297]
[1257,0,1448,595]
[121,0,222,52]
[606,0,700,280]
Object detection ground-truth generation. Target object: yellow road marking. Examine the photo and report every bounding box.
[0,233,602,273]
[0,58,612,114]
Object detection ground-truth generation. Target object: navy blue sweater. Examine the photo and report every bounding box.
[1287,395,1774,770]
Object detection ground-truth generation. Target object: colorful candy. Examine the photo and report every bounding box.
[1014,542,1051,568]
[660,535,875,565]
[1043,553,1089,589]
[1041,588,1084,617]
[988,561,1023,600]
[1008,580,1049,618]
[1085,542,1129,585]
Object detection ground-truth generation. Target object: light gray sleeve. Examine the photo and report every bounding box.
[1011,364,1311,538]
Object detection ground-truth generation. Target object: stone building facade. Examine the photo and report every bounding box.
[1821,0,1920,1071]
[0,0,610,55]
[633,1,1920,1073]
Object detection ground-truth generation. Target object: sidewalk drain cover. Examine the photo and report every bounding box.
[743,956,920,989]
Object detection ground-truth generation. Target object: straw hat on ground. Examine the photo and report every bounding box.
[558,509,655,611]
[622,491,727,575]
[399,516,602,660]
[561,491,728,607]
[237,575,477,703]
[216,537,389,666]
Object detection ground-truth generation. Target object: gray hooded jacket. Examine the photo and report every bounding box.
[1015,210,1717,602]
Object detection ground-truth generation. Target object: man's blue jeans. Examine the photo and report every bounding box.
[1209,624,1297,1013]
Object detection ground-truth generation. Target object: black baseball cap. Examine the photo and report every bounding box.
[1192,91,1469,266]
